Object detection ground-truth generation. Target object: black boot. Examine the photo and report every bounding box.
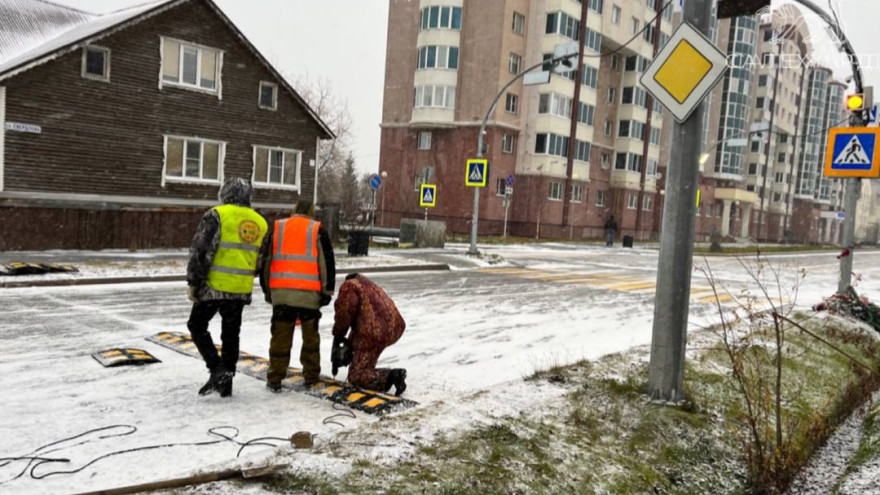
[199,366,223,396]
[385,369,407,397]
[218,372,233,398]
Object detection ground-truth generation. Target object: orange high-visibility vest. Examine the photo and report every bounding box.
[269,216,322,291]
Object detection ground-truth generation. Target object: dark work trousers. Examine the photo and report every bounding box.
[187,300,246,373]
[267,305,322,385]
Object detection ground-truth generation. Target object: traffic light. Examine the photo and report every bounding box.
[847,94,866,111]
[717,0,771,19]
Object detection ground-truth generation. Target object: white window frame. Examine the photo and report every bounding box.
[513,12,525,35]
[509,53,522,74]
[505,93,519,115]
[642,195,653,211]
[259,81,278,110]
[252,145,302,191]
[81,45,110,82]
[628,193,638,209]
[159,36,224,99]
[502,134,515,154]
[161,135,226,187]
[548,181,563,201]
[611,5,621,24]
[496,178,507,196]
[596,190,607,206]
[418,131,432,150]
[571,184,583,203]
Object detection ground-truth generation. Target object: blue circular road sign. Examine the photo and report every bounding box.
[507,174,515,186]
[368,174,383,190]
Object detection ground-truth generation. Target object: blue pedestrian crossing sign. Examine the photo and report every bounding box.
[466,159,489,187]
[824,127,880,178]
[420,184,437,207]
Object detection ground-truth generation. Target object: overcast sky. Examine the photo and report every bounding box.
[52,0,879,174]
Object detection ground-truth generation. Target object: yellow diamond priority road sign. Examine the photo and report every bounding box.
[640,22,728,123]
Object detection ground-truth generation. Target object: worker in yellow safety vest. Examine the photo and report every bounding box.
[186,177,267,398]
[259,200,336,391]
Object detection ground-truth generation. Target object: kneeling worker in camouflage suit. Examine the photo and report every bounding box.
[186,178,267,398]
[331,273,407,395]
[260,201,336,391]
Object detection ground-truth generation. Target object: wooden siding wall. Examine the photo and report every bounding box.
[2,0,322,208]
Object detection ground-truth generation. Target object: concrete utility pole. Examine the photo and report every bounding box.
[758,42,782,242]
[647,0,714,403]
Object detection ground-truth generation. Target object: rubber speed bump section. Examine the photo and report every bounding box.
[147,332,417,415]
[0,262,78,276]
[93,348,161,367]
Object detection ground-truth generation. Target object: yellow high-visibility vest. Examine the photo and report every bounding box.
[206,204,268,294]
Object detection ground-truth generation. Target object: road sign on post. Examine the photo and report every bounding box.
[466,159,489,187]
[552,41,579,74]
[420,184,436,207]
[640,22,729,123]
[824,127,880,178]
[368,173,383,190]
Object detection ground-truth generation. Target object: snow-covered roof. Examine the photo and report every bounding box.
[0,0,334,139]
[0,0,178,79]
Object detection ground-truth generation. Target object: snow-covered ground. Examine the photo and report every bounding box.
[2,244,880,494]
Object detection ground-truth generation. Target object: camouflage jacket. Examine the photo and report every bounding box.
[332,275,406,347]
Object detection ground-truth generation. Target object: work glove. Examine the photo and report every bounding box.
[319,293,332,307]
[187,285,200,303]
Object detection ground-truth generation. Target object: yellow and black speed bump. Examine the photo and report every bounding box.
[0,262,78,276]
[147,332,417,415]
[92,348,161,367]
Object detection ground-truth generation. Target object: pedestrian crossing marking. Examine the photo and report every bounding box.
[698,294,734,304]
[609,282,657,291]
[146,332,417,415]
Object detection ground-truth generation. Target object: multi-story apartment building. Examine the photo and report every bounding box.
[379,0,673,240]
[378,1,847,244]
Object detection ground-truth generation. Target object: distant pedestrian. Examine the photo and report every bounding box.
[604,215,618,247]
[331,273,407,395]
[260,200,336,392]
[186,178,267,398]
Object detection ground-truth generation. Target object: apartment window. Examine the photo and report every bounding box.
[583,28,602,52]
[748,163,758,175]
[621,87,647,107]
[612,5,621,24]
[420,6,463,30]
[82,46,110,81]
[779,133,789,144]
[578,103,595,126]
[509,53,522,74]
[418,45,459,69]
[628,193,638,209]
[603,120,613,136]
[535,133,570,157]
[751,141,760,152]
[496,178,507,196]
[548,182,563,201]
[418,131,432,150]
[601,152,611,169]
[259,81,277,110]
[611,54,619,70]
[538,93,572,119]
[161,38,221,93]
[646,158,658,176]
[253,146,301,188]
[414,166,435,191]
[574,140,591,162]
[581,66,599,88]
[631,17,640,35]
[505,93,519,114]
[778,152,786,163]
[571,184,584,203]
[758,75,768,87]
[774,192,782,202]
[643,23,655,43]
[624,55,648,72]
[615,152,642,172]
[414,85,456,109]
[607,87,616,104]
[764,29,773,42]
[546,12,581,41]
[618,120,645,141]
[762,52,775,65]
[502,134,516,153]
[589,0,604,14]
[512,12,525,35]
[163,136,224,184]
[643,195,653,211]
[650,127,661,146]
[597,190,607,206]
[775,172,784,183]
[756,97,765,109]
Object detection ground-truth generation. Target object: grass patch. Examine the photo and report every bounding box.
[693,245,844,255]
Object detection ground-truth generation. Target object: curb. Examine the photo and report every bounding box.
[0,264,451,289]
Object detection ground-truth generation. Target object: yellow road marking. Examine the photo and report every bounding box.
[698,294,734,304]
[609,282,657,291]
